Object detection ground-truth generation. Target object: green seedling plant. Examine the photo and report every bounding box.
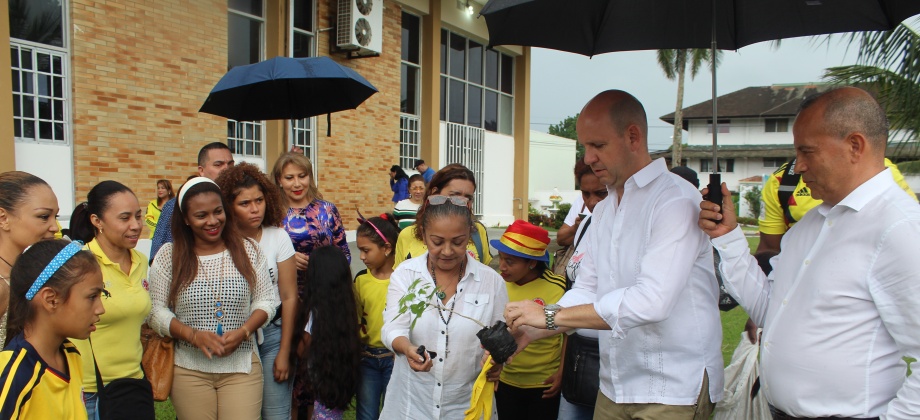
[393,278,486,330]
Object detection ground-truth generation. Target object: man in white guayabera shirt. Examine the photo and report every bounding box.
[505,89,724,419]
[700,86,920,420]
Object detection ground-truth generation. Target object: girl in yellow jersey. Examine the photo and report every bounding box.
[492,220,566,420]
[0,239,106,420]
[354,213,399,419]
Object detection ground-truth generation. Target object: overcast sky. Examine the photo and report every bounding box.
[529,37,860,151]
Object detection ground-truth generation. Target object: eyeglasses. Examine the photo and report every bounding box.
[410,186,426,192]
[427,195,470,207]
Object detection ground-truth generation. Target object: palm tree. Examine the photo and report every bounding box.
[823,20,920,148]
[657,49,718,168]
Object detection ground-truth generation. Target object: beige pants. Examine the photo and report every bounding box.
[593,371,714,420]
[171,353,264,420]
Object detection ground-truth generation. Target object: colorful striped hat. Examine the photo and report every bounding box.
[490,220,550,263]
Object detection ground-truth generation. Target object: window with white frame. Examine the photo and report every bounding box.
[10,0,69,144]
[289,0,316,162]
[400,12,422,169]
[440,29,514,135]
[700,158,734,173]
[764,118,789,133]
[227,0,265,158]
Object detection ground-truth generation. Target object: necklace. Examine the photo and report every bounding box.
[201,253,227,336]
[0,254,12,268]
[429,260,465,357]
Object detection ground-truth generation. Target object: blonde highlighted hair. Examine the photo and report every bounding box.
[271,152,322,205]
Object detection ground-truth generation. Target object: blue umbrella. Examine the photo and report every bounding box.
[199,56,378,135]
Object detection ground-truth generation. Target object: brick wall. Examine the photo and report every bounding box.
[69,0,403,232]
[308,0,403,230]
[70,0,227,220]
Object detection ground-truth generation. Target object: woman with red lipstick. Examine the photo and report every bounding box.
[271,152,350,419]
[0,171,60,349]
[491,220,566,420]
[69,180,153,419]
[0,239,105,420]
[148,178,275,419]
[217,163,299,420]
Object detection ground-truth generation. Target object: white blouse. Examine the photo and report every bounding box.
[149,241,275,374]
[380,253,508,420]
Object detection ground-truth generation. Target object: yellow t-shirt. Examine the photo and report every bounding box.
[393,223,493,268]
[0,336,87,420]
[145,200,162,239]
[499,269,566,388]
[354,269,390,349]
[71,239,151,392]
[759,158,917,235]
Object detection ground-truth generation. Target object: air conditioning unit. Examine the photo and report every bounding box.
[336,0,383,56]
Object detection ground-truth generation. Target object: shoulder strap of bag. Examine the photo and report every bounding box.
[777,159,801,225]
[573,217,592,249]
[89,337,105,398]
[471,221,486,263]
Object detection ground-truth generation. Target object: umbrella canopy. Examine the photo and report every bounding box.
[199,56,378,122]
[481,0,920,57]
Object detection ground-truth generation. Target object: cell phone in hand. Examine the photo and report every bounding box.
[416,345,437,360]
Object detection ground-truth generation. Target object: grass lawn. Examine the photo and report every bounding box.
[155,237,763,419]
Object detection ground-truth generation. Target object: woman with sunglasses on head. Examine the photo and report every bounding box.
[68,181,153,419]
[0,171,60,348]
[0,239,104,420]
[147,178,275,419]
[392,164,492,268]
[380,194,509,419]
[216,163,299,420]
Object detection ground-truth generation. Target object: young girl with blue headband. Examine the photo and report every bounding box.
[0,239,106,419]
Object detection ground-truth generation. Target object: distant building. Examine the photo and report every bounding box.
[528,130,577,218]
[656,83,920,192]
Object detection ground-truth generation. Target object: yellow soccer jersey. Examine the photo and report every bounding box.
[393,223,493,268]
[0,335,87,420]
[354,269,390,349]
[760,158,916,235]
[500,270,566,388]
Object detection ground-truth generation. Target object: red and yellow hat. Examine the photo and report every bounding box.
[490,220,550,263]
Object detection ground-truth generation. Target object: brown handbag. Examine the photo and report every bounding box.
[140,324,174,402]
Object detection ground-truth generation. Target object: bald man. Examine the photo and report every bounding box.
[700,87,920,419]
[506,90,723,419]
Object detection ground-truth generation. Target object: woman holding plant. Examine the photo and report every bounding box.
[380,195,509,419]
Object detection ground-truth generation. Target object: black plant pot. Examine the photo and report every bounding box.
[476,321,516,364]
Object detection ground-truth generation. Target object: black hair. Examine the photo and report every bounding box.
[356,214,399,248]
[416,198,475,242]
[0,171,51,213]
[390,165,409,180]
[413,164,477,242]
[754,250,779,276]
[6,240,99,346]
[408,174,425,186]
[298,246,361,410]
[69,180,135,243]
[197,142,231,167]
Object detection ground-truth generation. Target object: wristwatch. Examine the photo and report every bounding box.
[544,304,563,330]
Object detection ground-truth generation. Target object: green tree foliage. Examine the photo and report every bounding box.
[548,114,583,159]
[823,20,920,146]
[743,186,763,219]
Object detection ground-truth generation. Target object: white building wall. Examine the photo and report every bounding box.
[15,143,75,227]
[691,156,779,193]
[481,132,515,227]
[686,118,795,146]
[528,131,576,196]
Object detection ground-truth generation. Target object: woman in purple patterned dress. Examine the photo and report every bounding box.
[272,152,351,420]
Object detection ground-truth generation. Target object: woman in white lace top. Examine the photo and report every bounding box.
[148,178,275,419]
[0,172,60,348]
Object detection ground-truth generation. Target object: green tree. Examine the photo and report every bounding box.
[657,49,719,168]
[823,20,920,146]
[548,113,583,159]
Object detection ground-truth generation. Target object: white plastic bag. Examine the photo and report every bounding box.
[713,330,771,420]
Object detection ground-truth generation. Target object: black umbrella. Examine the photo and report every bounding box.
[199,56,378,136]
[481,0,920,195]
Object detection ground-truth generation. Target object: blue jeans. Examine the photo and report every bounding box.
[259,321,294,420]
[355,347,394,420]
[557,395,594,420]
[83,392,101,420]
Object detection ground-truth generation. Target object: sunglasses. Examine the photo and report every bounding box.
[427,195,470,207]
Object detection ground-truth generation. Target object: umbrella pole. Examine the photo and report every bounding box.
[710,0,718,172]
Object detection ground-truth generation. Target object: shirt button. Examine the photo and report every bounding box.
[441,330,445,334]
[827,220,833,227]
[436,405,440,408]
[439,358,443,362]
[437,383,441,386]
[782,299,788,305]
[804,259,810,266]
